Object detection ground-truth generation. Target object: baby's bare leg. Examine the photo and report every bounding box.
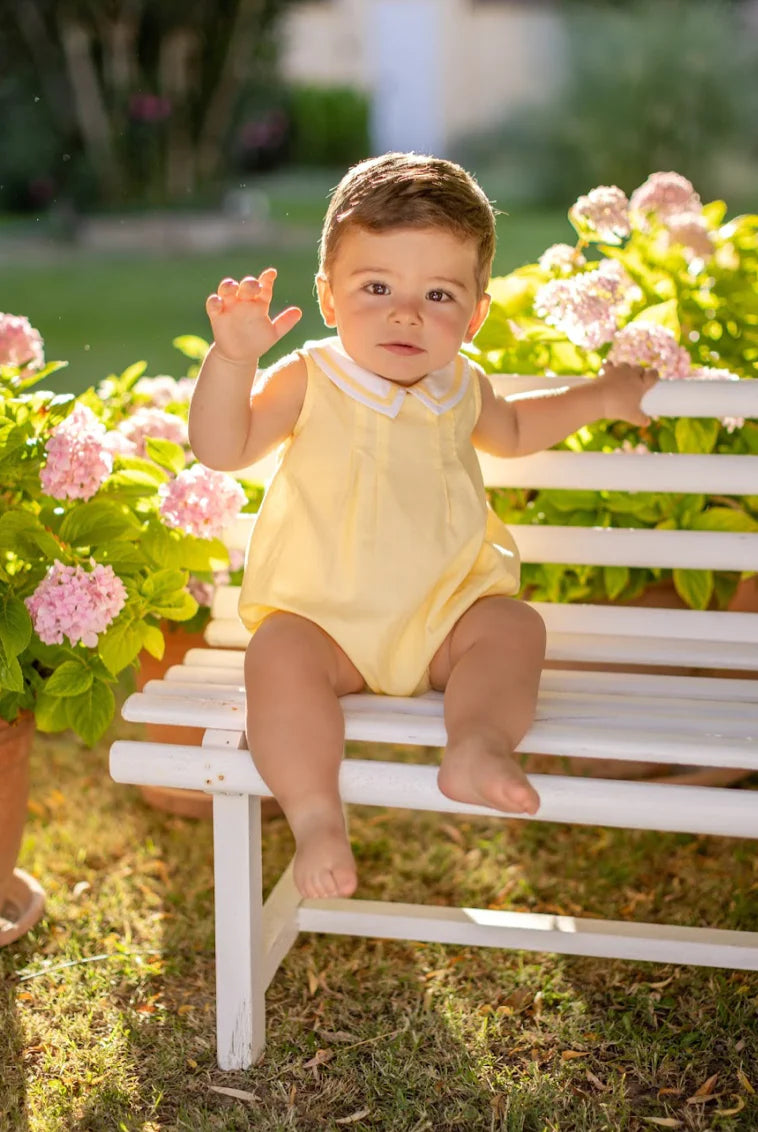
[430,596,545,814]
[244,612,364,899]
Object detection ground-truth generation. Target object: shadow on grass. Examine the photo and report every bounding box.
[0,938,31,1131]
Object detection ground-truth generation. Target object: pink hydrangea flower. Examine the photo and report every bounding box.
[629,172,701,228]
[607,322,691,380]
[118,407,188,456]
[26,559,127,648]
[133,375,194,407]
[538,243,587,275]
[664,212,714,260]
[40,403,113,500]
[569,185,631,244]
[187,576,215,606]
[0,313,45,372]
[689,366,743,431]
[534,263,633,350]
[159,464,246,539]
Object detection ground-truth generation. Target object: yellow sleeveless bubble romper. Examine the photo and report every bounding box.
[238,336,520,695]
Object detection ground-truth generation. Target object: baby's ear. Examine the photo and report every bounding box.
[464,293,491,342]
[316,273,337,327]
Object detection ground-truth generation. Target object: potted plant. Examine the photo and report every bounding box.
[0,316,247,942]
[471,171,758,612]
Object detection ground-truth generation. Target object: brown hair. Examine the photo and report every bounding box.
[318,152,496,296]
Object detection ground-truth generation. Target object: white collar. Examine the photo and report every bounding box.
[303,336,470,418]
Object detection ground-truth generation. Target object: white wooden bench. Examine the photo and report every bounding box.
[110,375,758,1070]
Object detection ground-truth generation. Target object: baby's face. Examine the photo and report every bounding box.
[317,226,490,384]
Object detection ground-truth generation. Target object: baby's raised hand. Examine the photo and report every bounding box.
[205,268,302,364]
[596,362,659,427]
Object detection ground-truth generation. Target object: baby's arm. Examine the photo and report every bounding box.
[188,270,306,471]
[472,363,659,457]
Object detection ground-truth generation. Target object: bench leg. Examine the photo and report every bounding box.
[213,792,265,1069]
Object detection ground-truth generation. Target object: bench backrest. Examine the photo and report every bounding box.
[208,376,758,671]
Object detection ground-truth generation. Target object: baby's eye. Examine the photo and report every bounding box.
[427,289,453,303]
[364,282,390,296]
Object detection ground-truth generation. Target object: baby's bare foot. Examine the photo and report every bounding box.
[289,806,357,900]
[438,736,540,815]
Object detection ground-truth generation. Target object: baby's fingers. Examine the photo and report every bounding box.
[271,305,303,343]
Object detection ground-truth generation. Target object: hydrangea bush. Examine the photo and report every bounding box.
[0,320,249,744]
[470,172,758,610]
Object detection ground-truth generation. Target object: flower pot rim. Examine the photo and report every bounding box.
[0,868,45,947]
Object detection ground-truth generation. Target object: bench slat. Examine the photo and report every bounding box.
[297,899,758,971]
[123,689,758,769]
[204,617,758,670]
[109,742,758,838]
[165,659,758,703]
[478,450,758,494]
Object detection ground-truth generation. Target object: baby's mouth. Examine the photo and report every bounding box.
[381,342,424,356]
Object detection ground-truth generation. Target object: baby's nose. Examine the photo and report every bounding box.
[390,298,422,323]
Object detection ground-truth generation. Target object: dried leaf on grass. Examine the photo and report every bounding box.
[738,1069,755,1094]
[335,1109,371,1125]
[561,1050,585,1062]
[714,1095,746,1116]
[585,1069,607,1091]
[209,1085,259,1103]
[686,1072,720,1104]
[643,1119,682,1129]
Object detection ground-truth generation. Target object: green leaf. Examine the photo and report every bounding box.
[153,590,198,622]
[674,418,720,454]
[603,565,630,600]
[44,661,94,697]
[59,500,141,545]
[33,691,73,734]
[173,334,209,361]
[673,568,713,610]
[0,512,60,558]
[144,437,186,474]
[141,623,165,660]
[141,568,189,604]
[702,200,727,227]
[628,299,681,338]
[120,360,148,384]
[67,680,116,746]
[0,650,24,694]
[98,618,146,675]
[0,596,32,658]
[691,507,758,533]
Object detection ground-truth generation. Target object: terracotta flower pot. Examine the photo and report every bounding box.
[0,713,45,947]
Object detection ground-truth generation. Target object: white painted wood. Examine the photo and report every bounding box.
[261,861,302,991]
[131,682,758,741]
[120,690,758,766]
[159,661,758,703]
[109,744,758,838]
[204,617,758,665]
[477,450,758,493]
[297,899,758,970]
[212,792,265,1070]
[513,526,758,571]
[220,517,758,567]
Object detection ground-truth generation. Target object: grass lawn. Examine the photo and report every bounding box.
[1,208,574,397]
[2,712,756,1131]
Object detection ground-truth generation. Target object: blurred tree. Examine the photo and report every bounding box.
[4,0,291,209]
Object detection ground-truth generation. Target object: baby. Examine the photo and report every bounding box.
[188,152,657,901]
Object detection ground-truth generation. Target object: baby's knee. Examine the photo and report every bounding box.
[489,597,546,658]
[245,613,312,679]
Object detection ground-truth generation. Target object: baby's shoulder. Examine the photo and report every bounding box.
[254,349,307,393]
